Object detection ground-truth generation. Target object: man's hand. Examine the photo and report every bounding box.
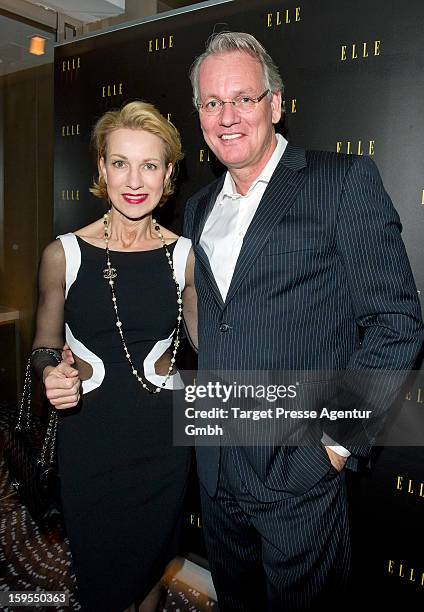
[325,447,348,472]
[44,361,81,409]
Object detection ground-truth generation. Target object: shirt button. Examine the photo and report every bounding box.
[219,323,230,333]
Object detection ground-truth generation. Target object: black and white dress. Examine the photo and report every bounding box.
[56,233,192,611]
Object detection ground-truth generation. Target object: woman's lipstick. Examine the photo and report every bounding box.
[122,193,148,205]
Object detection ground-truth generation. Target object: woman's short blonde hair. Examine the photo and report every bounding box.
[90,101,183,207]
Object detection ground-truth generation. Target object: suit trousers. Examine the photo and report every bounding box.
[200,448,351,611]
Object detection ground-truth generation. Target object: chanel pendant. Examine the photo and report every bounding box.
[103,267,117,280]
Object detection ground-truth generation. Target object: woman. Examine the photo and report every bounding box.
[31,101,197,611]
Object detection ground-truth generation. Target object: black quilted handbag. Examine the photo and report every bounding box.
[3,354,62,526]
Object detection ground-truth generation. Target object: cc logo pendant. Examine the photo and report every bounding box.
[103,267,117,279]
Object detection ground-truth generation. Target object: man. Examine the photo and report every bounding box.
[183,32,424,610]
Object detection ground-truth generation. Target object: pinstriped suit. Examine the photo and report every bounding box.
[183,144,424,610]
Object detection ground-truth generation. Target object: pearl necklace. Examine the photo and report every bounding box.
[102,211,182,394]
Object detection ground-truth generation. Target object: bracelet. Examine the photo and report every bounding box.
[31,347,62,380]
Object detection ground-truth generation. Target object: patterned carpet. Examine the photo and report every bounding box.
[0,406,215,612]
[0,406,80,611]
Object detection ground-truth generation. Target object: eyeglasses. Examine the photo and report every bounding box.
[198,89,270,114]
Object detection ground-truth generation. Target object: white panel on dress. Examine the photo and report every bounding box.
[57,233,81,299]
[143,236,191,390]
[65,323,106,394]
[58,233,106,395]
[172,236,191,292]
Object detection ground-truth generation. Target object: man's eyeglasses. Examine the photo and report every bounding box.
[198,89,270,115]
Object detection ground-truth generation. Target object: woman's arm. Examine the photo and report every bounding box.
[32,240,81,409]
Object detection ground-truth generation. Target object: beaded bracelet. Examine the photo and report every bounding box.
[31,347,62,380]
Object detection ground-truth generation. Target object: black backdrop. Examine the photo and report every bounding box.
[54,0,424,603]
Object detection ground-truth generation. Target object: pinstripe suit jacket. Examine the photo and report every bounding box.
[183,144,424,497]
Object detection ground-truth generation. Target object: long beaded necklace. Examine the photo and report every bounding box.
[102,211,182,394]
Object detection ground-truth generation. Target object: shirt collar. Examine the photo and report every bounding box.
[222,133,288,199]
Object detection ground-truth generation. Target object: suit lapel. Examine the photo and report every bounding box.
[193,176,224,244]
[224,144,307,307]
[193,176,225,308]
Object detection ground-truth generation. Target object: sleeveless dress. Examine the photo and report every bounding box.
[56,234,192,612]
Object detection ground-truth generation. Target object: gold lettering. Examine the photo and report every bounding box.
[101,83,123,98]
[61,124,80,137]
[421,572,424,587]
[336,140,374,155]
[62,57,80,71]
[420,482,424,497]
[399,563,405,578]
[341,41,381,62]
[408,479,414,494]
[410,568,416,582]
[405,390,412,400]
[189,513,201,527]
[149,36,173,52]
[388,560,394,574]
[396,476,403,490]
[61,189,79,201]
[266,8,301,28]
[291,99,297,113]
[421,189,424,205]
[199,149,212,163]
[417,388,423,403]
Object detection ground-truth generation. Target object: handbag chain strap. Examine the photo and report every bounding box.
[16,350,62,469]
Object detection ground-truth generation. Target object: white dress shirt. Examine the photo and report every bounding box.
[200,134,288,301]
[200,133,350,460]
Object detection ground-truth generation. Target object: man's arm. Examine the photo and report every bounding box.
[182,196,197,240]
[323,155,424,457]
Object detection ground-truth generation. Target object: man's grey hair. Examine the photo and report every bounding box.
[189,31,284,108]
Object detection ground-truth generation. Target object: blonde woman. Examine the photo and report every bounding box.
[32,101,196,611]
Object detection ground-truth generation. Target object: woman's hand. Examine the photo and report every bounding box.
[43,361,81,409]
